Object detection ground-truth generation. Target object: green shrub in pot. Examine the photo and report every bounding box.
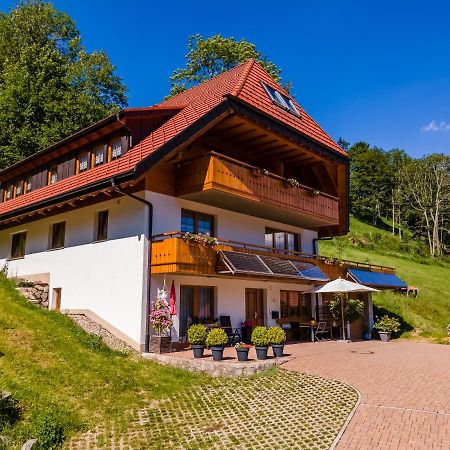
[205,328,228,361]
[251,326,270,360]
[267,326,286,357]
[374,315,400,342]
[187,324,208,358]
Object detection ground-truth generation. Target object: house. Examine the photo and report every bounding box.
[0,60,406,351]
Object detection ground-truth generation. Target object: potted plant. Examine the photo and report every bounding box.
[149,292,173,353]
[205,328,228,361]
[251,326,270,360]
[267,326,286,357]
[374,315,400,342]
[234,342,252,361]
[187,324,208,358]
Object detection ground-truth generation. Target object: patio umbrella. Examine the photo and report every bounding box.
[307,278,378,341]
[169,280,177,316]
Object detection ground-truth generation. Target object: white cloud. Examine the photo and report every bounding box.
[421,120,450,132]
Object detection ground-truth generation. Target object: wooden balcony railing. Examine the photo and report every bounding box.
[150,232,395,280]
[175,153,340,227]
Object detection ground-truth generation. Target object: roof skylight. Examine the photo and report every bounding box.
[262,82,300,117]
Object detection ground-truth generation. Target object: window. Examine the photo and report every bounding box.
[50,222,66,249]
[261,82,300,117]
[25,177,32,194]
[280,291,311,318]
[179,286,215,336]
[78,151,90,172]
[94,146,105,166]
[11,232,26,259]
[265,228,300,253]
[95,210,108,241]
[15,180,24,197]
[181,209,214,236]
[110,139,122,160]
[49,166,58,184]
[5,184,14,201]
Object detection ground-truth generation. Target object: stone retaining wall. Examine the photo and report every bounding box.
[14,279,49,308]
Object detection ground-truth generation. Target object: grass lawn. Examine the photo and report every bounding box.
[0,275,358,449]
[320,217,450,343]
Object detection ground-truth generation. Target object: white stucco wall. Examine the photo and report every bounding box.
[147,191,318,253]
[0,196,148,347]
[151,274,313,341]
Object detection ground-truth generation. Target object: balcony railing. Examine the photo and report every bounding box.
[151,232,395,280]
[174,152,339,228]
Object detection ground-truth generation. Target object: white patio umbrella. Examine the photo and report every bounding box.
[307,278,379,341]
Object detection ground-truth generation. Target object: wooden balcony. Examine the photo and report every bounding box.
[151,232,395,281]
[175,153,339,229]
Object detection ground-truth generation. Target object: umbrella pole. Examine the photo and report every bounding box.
[341,293,346,341]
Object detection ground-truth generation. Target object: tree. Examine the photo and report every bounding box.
[167,34,283,98]
[0,1,127,169]
[348,142,390,225]
[402,154,450,256]
[337,137,350,151]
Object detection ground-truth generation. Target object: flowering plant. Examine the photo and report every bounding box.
[235,342,252,349]
[181,232,218,247]
[285,178,301,187]
[149,297,173,335]
[241,320,254,327]
[374,315,400,333]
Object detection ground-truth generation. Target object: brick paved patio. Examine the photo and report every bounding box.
[282,340,450,450]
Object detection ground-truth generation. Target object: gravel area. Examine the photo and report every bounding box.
[68,314,137,354]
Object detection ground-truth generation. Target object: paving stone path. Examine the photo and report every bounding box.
[67,370,357,449]
[282,340,450,450]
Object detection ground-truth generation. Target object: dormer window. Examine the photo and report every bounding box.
[111,139,122,160]
[261,82,300,117]
[94,146,105,166]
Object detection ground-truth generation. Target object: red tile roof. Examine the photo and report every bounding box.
[0,60,346,219]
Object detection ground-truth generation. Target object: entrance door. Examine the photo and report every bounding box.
[53,288,61,311]
[245,288,265,326]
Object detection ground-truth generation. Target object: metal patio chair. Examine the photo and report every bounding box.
[219,315,241,345]
[314,321,331,341]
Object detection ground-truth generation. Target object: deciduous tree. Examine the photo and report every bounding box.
[0,0,127,169]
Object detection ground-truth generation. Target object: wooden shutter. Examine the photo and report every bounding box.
[57,163,64,181]
[121,135,129,155]
[0,188,3,203]
[67,158,76,177]
[40,170,48,187]
[102,143,108,162]
[31,173,39,190]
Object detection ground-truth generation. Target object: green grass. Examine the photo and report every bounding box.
[0,275,208,448]
[320,216,450,343]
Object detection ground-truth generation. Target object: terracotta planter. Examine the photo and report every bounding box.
[379,331,392,342]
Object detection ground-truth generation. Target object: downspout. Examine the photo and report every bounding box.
[111,178,153,353]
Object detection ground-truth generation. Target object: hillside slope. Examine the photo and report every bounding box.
[0,276,206,448]
[319,217,450,343]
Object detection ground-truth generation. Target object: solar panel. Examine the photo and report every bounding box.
[259,255,298,275]
[290,261,329,281]
[221,251,271,274]
[348,269,407,288]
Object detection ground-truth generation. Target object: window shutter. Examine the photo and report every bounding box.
[102,143,108,162]
[67,158,76,177]
[57,163,64,181]
[31,173,39,190]
[40,169,48,187]
[0,188,3,203]
[121,135,129,155]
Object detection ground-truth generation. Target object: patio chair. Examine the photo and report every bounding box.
[289,321,302,341]
[219,316,241,345]
[314,322,331,341]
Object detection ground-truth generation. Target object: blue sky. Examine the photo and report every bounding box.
[5,1,450,157]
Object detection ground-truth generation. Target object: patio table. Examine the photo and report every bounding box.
[298,323,316,342]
